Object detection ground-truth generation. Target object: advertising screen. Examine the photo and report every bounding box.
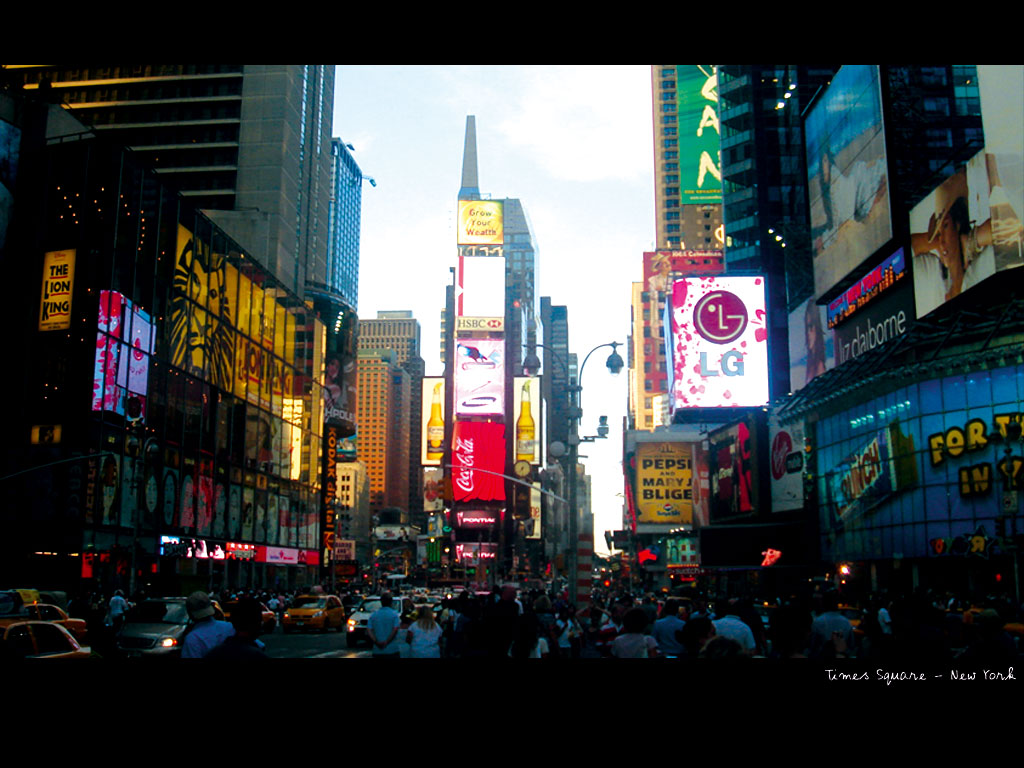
[644,249,724,294]
[455,542,498,564]
[675,65,722,204]
[455,509,499,528]
[827,247,908,330]
[452,421,506,502]
[322,303,358,432]
[454,338,504,417]
[833,278,913,367]
[708,417,758,521]
[457,200,504,245]
[39,249,76,331]
[805,65,892,300]
[787,296,834,392]
[769,414,805,513]
[513,376,538,464]
[635,441,693,525]
[526,483,541,540]
[457,254,506,317]
[911,146,1023,319]
[668,276,769,409]
[421,377,445,465]
[92,290,155,418]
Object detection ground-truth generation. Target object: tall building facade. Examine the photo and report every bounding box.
[324,138,363,311]
[718,64,839,402]
[358,311,425,527]
[3,65,335,301]
[0,90,332,592]
[355,348,410,518]
[651,65,724,252]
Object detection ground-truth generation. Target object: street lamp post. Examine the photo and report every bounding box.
[524,341,623,605]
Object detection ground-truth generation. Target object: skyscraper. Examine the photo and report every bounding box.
[3,65,335,300]
[325,138,364,311]
[355,348,410,517]
[651,65,724,252]
[358,311,425,527]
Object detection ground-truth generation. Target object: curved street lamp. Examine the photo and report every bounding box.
[523,341,623,604]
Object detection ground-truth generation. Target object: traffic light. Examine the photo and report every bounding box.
[604,530,613,551]
[598,415,609,438]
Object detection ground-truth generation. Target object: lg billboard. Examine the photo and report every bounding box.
[668,276,769,410]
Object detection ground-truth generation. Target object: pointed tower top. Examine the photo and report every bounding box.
[458,115,481,200]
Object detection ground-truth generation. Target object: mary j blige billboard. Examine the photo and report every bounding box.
[668,276,769,410]
[805,65,892,301]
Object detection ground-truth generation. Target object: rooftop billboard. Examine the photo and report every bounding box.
[675,65,722,204]
[805,65,892,301]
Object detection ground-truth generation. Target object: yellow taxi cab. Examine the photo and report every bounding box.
[19,603,89,644]
[1,621,92,658]
[283,594,345,633]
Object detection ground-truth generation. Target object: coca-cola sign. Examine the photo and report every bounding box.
[452,421,506,502]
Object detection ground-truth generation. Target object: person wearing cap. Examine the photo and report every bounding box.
[182,591,235,659]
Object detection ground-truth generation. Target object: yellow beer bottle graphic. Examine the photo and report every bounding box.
[516,380,535,462]
[426,382,444,461]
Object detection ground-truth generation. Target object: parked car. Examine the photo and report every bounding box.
[1,620,91,659]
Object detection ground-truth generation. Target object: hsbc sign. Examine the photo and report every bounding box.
[457,316,504,332]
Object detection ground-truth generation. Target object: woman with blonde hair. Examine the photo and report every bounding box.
[406,604,443,658]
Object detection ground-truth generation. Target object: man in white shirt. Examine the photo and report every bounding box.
[711,599,757,656]
[367,592,403,658]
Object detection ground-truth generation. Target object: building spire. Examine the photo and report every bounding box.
[458,115,481,200]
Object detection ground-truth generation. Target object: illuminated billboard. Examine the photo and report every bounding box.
[644,249,724,294]
[827,247,908,330]
[92,290,156,418]
[769,414,804,513]
[457,200,504,245]
[708,417,758,521]
[39,249,76,331]
[513,376,538,465]
[452,421,506,502]
[668,276,769,409]
[454,338,504,417]
[635,442,693,525]
[457,254,506,317]
[675,65,722,204]
[911,148,1023,319]
[805,65,892,300]
[787,296,834,392]
[421,377,445,465]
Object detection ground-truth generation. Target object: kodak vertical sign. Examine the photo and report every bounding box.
[39,249,76,331]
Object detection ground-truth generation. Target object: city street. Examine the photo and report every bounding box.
[261,626,370,658]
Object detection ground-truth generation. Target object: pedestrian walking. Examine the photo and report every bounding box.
[205,597,268,661]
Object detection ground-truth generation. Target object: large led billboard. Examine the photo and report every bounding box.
[675,65,722,204]
[805,65,892,301]
[457,200,503,245]
[708,417,758,521]
[457,254,506,317]
[513,376,539,465]
[644,249,724,295]
[451,421,506,502]
[909,66,1022,321]
[92,290,155,418]
[668,276,769,409]
[454,338,504,417]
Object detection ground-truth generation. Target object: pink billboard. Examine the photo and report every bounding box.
[452,421,506,502]
[669,276,769,409]
[454,338,504,417]
[92,290,155,417]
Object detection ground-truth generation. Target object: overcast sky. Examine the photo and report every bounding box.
[333,65,656,553]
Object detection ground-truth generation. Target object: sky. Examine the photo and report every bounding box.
[332,65,656,554]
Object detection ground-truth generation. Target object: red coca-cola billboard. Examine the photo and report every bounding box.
[452,421,506,502]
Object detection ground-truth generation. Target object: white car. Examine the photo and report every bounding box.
[345,595,411,648]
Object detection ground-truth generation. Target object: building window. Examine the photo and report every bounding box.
[661,115,677,124]
[663,139,678,148]
[664,188,679,197]
[662,127,677,137]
